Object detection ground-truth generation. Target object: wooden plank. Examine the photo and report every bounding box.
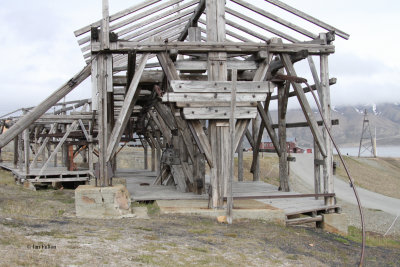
[92,41,336,55]
[230,0,317,39]
[105,54,149,163]
[183,107,257,119]
[111,0,185,34]
[271,119,339,129]
[226,7,299,42]
[0,64,91,148]
[281,53,327,157]
[174,60,258,71]
[170,80,271,92]
[264,0,350,40]
[74,0,161,37]
[176,102,257,108]
[119,1,198,39]
[163,93,267,103]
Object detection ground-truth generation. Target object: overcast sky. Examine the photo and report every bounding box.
[0,0,399,116]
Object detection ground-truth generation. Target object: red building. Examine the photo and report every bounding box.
[259,137,305,153]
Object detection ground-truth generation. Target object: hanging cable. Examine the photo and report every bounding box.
[275,74,366,266]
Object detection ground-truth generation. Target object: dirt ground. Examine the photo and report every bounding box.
[0,170,399,267]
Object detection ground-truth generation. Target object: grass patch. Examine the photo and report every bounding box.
[134,226,153,232]
[189,246,209,253]
[130,254,156,264]
[31,230,77,239]
[104,232,121,241]
[188,228,213,235]
[133,201,160,215]
[347,226,400,249]
[223,232,238,238]
[144,234,159,241]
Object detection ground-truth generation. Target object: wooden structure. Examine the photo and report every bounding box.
[0,0,348,218]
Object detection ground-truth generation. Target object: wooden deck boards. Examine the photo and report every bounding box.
[120,169,338,216]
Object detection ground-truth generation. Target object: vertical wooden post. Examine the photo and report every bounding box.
[13,136,18,169]
[227,69,237,224]
[252,116,260,181]
[207,0,228,208]
[151,144,155,172]
[237,137,243,182]
[23,127,30,175]
[320,38,334,207]
[278,83,289,191]
[143,140,148,170]
[314,140,322,199]
[18,134,23,172]
[88,136,94,174]
[155,131,161,175]
[96,0,112,187]
[189,25,206,192]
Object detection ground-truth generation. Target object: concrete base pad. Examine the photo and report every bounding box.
[75,185,134,219]
[322,213,348,235]
[156,199,286,225]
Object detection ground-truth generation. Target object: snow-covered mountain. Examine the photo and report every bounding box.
[268,103,400,147]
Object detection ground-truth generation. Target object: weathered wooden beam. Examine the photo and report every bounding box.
[257,102,282,156]
[91,41,335,55]
[281,53,327,157]
[0,64,91,148]
[270,78,337,100]
[74,0,161,37]
[106,54,149,163]
[278,82,289,191]
[231,0,317,39]
[271,119,339,129]
[264,0,350,39]
[178,0,206,41]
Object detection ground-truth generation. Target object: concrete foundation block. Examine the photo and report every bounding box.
[156,199,286,225]
[75,185,133,219]
[322,213,348,235]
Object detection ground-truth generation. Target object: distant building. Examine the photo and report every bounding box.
[259,137,305,153]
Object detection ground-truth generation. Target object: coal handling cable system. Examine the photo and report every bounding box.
[274,74,366,267]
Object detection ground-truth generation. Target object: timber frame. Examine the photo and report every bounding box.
[0,0,348,219]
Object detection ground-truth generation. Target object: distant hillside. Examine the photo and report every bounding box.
[265,103,400,148]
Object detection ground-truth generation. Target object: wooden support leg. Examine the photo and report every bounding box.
[314,141,322,199]
[24,128,30,175]
[88,136,94,174]
[155,131,161,175]
[237,137,243,182]
[151,145,155,172]
[252,116,261,181]
[278,83,289,191]
[13,136,18,169]
[18,134,23,172]
[320,53,334,207]
[143,142,148,170]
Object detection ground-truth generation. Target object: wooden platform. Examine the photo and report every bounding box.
[118,169,339,225]
[0,162,90,183]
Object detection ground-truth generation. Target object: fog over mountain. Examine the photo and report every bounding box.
[265,103,400,148]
